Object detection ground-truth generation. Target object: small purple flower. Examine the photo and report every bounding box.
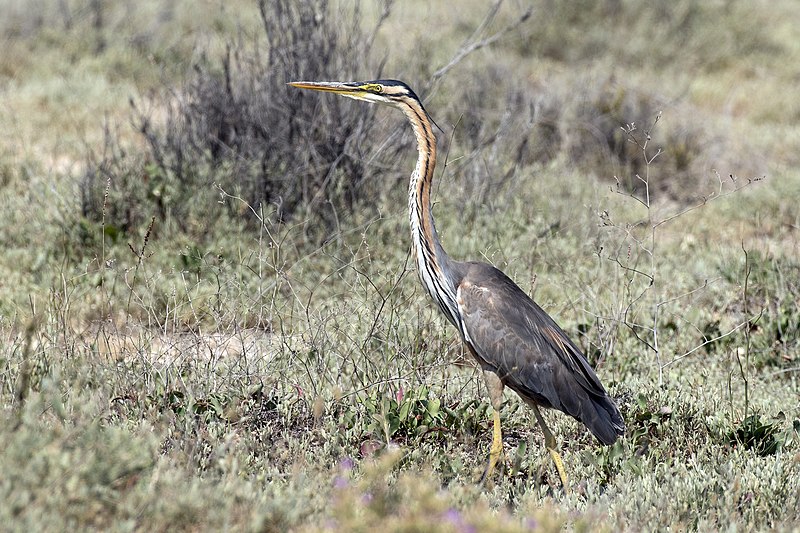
[333,475,348,489]
[442,508,476,533]
[361,491,373,504]
[443,508,462,522]
[340,457,355,471]
[524,517,538,529]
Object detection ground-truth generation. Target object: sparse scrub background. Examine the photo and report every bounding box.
[1,0,799,531]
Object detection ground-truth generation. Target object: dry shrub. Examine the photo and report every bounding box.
[440,64,755,206]
[81,0,403,238]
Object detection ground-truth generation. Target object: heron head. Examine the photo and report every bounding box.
[288,79,421,108]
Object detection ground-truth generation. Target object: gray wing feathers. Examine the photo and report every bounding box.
[456,262,625,445]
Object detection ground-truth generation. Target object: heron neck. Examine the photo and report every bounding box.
[401,103,460,325]
[404,107,448,269]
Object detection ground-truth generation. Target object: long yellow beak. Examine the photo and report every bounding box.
[288,80,388,105]
[288,81,361,96]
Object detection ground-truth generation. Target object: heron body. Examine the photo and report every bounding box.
[289,79,624,486]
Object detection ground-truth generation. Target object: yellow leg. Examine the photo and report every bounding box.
[480,370,505,483]
[531,404,569,490]
[481,409,504,481]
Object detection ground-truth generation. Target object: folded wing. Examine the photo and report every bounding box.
[455,261,624,444]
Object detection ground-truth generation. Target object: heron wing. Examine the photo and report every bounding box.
[455,261,624,444]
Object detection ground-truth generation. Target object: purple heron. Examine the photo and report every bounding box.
[289,80,625,487]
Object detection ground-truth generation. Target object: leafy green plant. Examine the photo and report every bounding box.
[728,413,800,457]
[729,414,780,457]
[359,386,490,444]
[626,394,675,454]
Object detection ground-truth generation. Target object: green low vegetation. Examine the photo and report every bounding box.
[1,0,799,530]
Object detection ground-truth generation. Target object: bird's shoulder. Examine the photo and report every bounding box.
[452,261,546,321]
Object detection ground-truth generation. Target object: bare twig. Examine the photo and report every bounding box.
[125,216,155,315]
[427,1,532,90]
[733,242,752,422]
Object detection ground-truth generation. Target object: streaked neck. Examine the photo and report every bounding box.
[399,100,459,325]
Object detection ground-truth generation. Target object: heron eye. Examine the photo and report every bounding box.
[373,84,384,93]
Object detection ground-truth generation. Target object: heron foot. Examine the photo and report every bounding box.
[546,445,569,490]
[531,403,569,492]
